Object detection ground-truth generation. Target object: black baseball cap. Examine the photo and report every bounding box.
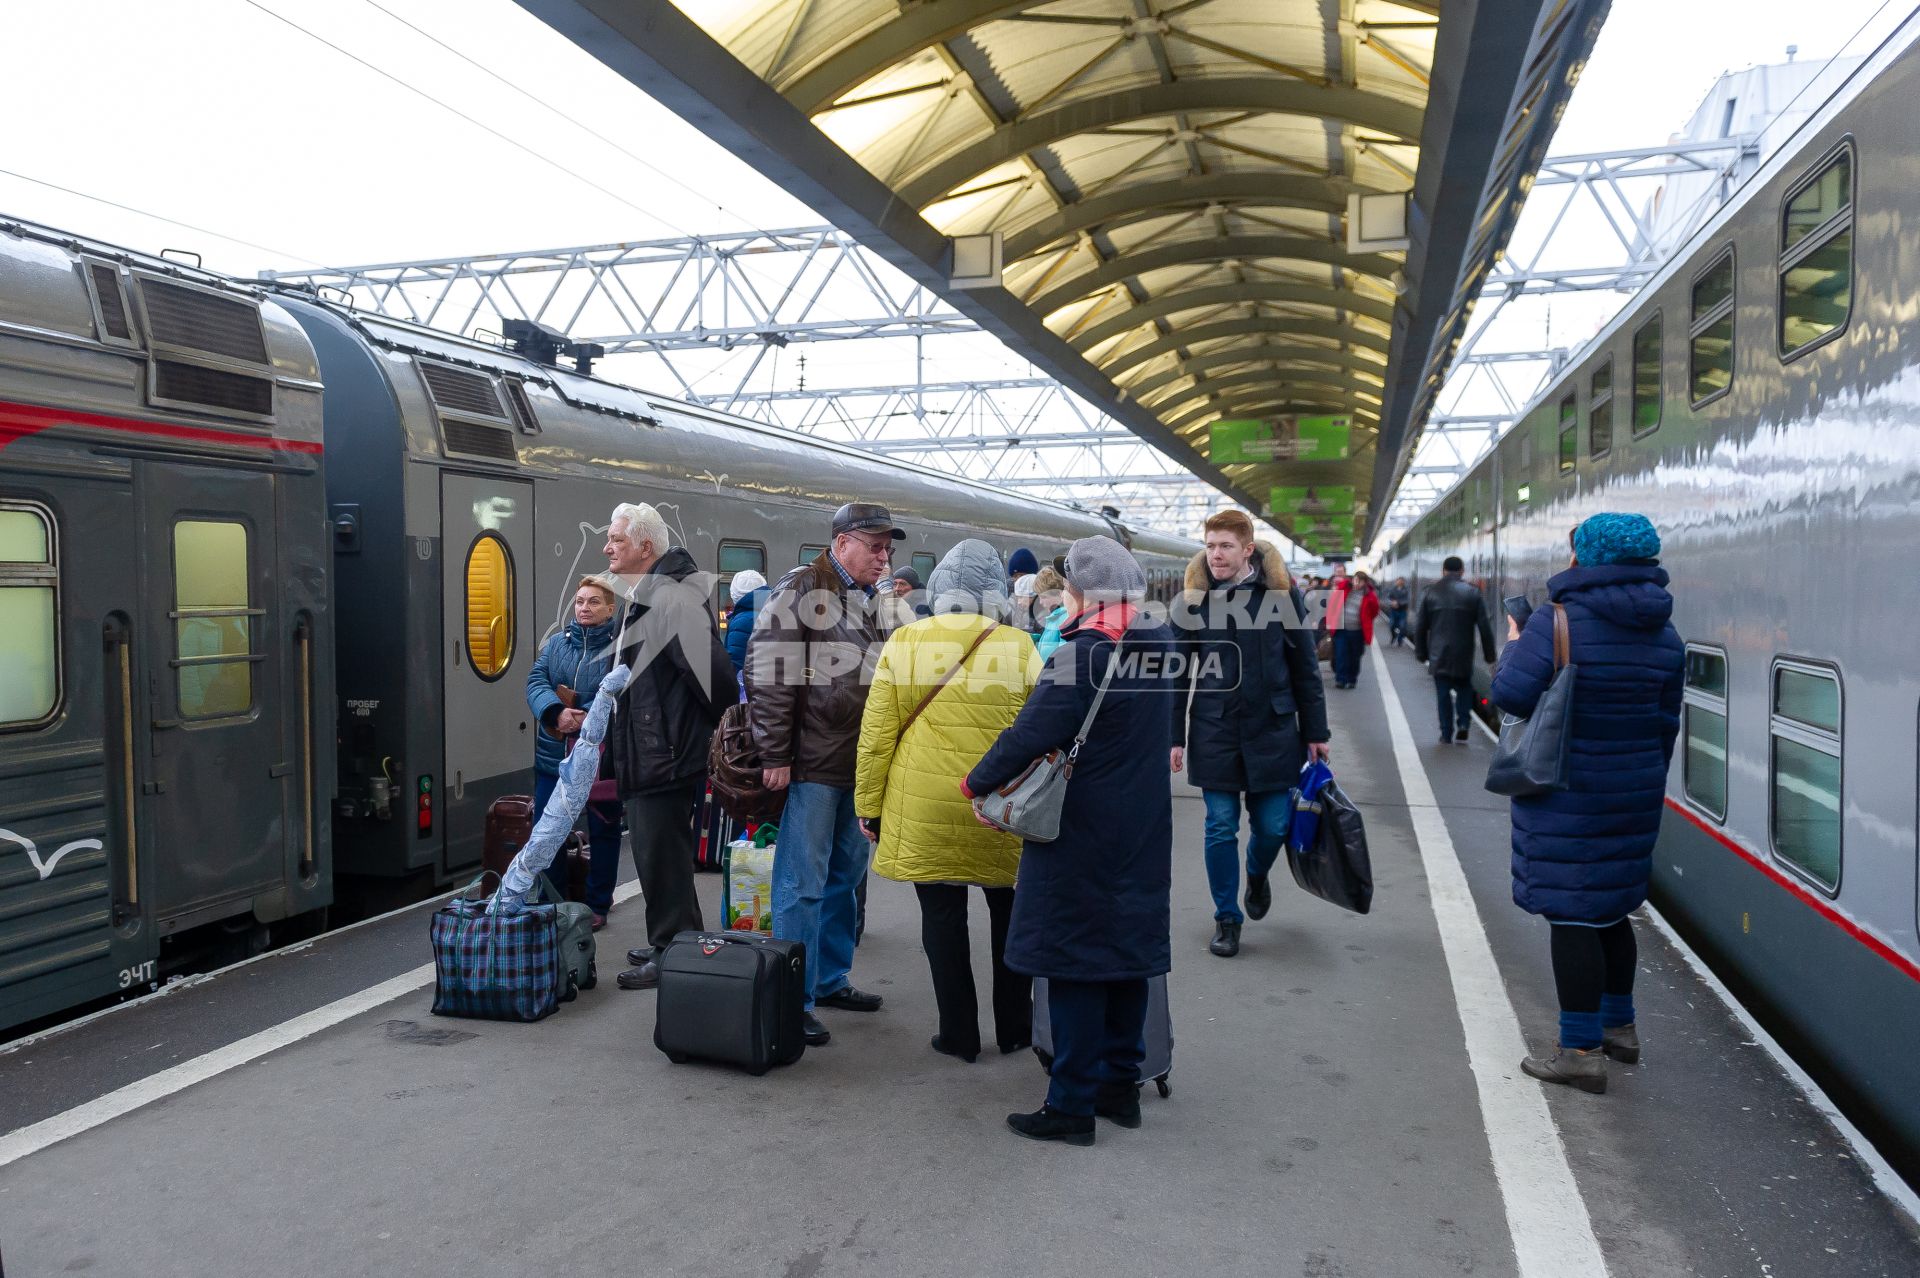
[832,502,906,540]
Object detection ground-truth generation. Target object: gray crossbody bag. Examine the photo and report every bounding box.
[971,641,1121,843]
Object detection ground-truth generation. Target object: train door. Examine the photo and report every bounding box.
[136,462,287,925]
[439,472,535,873]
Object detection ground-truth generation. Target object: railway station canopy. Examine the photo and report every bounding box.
[517,0,1605,545]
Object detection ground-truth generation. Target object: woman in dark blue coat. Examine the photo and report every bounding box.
[965,536,1173,1147]
[1489,513,1684,1095]
[722,570,768,675]
[526,575,624,927]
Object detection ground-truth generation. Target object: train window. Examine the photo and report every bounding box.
[1557,393,1576,474]
[1689,250,1735,406]
[0,504,60,729]
[1780,145,1854,358]
[1588,361,1614,459]
[173,520,253,718]
[799,544,828,565]
[1683,646,1728,821]
[911,551,937,580]
[717,541,766,576]
[1769,660,1841,892]
[464,533,514,681]
[1631,315,1662,436]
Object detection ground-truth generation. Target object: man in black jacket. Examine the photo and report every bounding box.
[601,501,738,990]
[1170,511,1330,958]
[1412,556,1496,745]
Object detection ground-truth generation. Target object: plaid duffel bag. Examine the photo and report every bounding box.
[430,874,565,1021]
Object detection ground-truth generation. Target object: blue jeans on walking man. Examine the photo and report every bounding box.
[533,768,622,915]
[1201,788,1290,923]
[771,780,869,1011]
[1434,675,1476,738]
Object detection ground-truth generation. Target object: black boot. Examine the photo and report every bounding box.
[1209,919,1241,957]
[1244,872,1272,921]
[1093,1082,1142,1129]
[1006,1104,1095,1146]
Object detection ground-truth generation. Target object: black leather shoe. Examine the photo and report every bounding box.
[1244,872,1272,921]
[1093,1082,1142,1129]
[802,1012,831,1046]
[998,1039,1033,1056]
[1209,919,1241,957]
[615,960,658,990]
[626,947,653,967]
[1455,728,1470,742]
[1006,1104,1095,1146]
[930,1035,978,1063]
[816,985,883,1012]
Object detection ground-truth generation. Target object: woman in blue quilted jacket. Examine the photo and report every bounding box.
[526,575,625,928]
[1490,513,1684,1095]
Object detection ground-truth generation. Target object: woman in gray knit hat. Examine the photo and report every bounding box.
[965,535,1176,1146]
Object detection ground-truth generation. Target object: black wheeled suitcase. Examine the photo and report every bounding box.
[1032,975,1174,1098]
[654,930,807,1074]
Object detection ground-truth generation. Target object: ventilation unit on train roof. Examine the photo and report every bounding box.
[417,358,519,462]
[134,276,276,422]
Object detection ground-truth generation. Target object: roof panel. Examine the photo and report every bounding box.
[604,0,1604,542]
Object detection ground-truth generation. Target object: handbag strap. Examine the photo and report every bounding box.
[1551,602,1569,671]
[897,623,1000,745]
[1064,637,1124,763]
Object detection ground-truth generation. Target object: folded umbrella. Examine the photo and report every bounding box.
[490,663,631,914]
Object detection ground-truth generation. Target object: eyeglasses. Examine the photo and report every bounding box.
[846,533,894,557]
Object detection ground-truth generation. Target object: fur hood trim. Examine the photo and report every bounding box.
[1183,540,1291,594]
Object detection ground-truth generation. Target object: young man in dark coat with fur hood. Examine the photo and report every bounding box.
[1169,511,1330,958]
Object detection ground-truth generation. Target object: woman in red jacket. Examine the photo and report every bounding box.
[1326,571,1381,690]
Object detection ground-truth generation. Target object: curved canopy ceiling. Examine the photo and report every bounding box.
[519,0,1605,547]
[673,0,1432,519]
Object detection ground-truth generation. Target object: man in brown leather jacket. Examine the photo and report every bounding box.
[745,503,906,1047]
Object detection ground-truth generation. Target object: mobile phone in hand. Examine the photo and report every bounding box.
[1502,595,1534,629]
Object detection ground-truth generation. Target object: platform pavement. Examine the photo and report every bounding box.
[0,643,1914,1277]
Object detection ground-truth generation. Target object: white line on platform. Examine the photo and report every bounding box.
[0,878,642,1168]
[1370,645,1608,1277]
[1640,903,1920,1229]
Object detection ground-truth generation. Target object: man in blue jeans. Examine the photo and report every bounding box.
[1170,511,1331,958]
[746,503,910,1046]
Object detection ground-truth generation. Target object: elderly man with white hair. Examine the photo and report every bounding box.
[602,501,739,991]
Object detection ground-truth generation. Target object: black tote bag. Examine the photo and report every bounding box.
[1284,778,1373,914]
[1485,603,1577,797]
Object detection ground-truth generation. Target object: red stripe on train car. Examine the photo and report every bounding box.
[1665,797,1920,986]
[0,397,324,455]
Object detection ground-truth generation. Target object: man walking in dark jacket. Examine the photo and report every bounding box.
[747,502,907,1046]
[601,501,739,990]
[1413,556,1496,744]
[1170,511,1330,958]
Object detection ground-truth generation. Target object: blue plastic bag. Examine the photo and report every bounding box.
[1286,759,1335,854]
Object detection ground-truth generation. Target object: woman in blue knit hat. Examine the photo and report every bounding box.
[1489,512,1685,1095]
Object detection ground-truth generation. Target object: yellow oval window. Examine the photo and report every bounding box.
[466,533,514,678]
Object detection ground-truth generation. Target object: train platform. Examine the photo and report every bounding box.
[2,644,1916,1278]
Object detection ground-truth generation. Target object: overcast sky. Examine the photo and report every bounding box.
[0,0,1893,273]
[0,0,1900,528]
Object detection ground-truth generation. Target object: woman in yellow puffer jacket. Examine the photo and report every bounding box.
[856,538,1043,1062]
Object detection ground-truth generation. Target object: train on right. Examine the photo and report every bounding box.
[1380,14,1920,1181]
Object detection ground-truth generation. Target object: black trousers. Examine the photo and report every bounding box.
[913,883,1029,1055]
[626,777,707,954]
[1549,919,1637,1013]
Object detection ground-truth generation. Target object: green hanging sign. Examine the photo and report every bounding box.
[1294,415,1352,461]
[1210,419,1273,464]
[1269,485,1355,516]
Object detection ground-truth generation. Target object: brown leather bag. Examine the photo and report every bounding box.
[708,701,788,823]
